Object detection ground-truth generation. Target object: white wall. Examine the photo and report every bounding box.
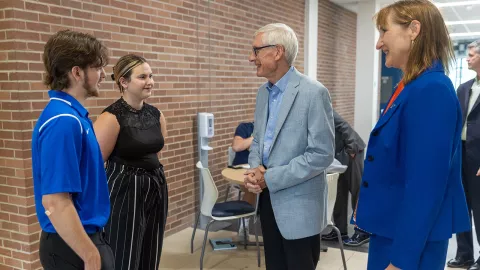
[353,0,381,143]
[304,0,318,80]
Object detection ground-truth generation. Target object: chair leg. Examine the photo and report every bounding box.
[320,238,328,252]
[236,188,243,229]
[331,225,347,270]
[224,184,231,202]
[254,218,261,267]
[242,218,247,249]
[191,210,201,254]
[200,220,215,270]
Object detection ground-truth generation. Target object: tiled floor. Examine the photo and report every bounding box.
[158,226,478,270]
[159,227,368,270]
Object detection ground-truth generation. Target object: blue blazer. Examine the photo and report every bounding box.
[356,61,470,268]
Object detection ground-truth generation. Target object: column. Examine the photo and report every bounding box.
[353,0,382,143]
[304,0,318,80]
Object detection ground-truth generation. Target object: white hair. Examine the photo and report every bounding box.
[468,40,480,54]
[254,23,299,66]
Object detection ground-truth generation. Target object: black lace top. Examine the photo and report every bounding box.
[103,98,164,170]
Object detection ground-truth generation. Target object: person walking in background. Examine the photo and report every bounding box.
[322,110,370,247]
[449,39,480,270]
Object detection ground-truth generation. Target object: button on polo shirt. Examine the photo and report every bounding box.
[32,90,110,233]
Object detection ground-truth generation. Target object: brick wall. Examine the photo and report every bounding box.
[0,0,356,268]
[318,0,357,124]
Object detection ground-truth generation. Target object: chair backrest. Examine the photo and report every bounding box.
[196,161,219,217]
[326,173,340,225]
[227,146,235,166]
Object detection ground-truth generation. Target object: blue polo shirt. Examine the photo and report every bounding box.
[32,90,110,233]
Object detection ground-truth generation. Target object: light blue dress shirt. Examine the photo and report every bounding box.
[262,66,294,165]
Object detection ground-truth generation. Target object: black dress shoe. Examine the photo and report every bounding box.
[468,263,480,270]
[447,258,474,268]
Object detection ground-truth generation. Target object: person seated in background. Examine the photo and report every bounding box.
[231,122,255,239]
[232,122,254,165]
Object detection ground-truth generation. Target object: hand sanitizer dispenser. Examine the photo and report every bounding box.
[198,113,214,150]
[197,112,229,229]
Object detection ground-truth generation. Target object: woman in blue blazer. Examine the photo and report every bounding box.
[355,1,471,269]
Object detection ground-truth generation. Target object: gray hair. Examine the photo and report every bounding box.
[468,40,480,54]
[254,23,299,66]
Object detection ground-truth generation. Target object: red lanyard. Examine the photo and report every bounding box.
[384,80,405,115]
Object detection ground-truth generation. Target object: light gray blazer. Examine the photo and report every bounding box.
[249,68,334,240]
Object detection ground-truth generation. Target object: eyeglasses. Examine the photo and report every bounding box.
[252,45,277,56]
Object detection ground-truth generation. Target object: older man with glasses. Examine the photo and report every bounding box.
[243,23,334,270]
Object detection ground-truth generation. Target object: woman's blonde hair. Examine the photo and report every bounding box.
[375,0,454,84]
[111,54,147,93]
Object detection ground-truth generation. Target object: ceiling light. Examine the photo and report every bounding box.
[450,32,480,37]
[446,20,480,25]
[435,1,480,7]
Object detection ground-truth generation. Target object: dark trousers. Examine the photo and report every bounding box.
[39,231,115,270]
[456,142,480,261]
[259,188,320,270]
[104,161,169,270]
[333,151,364,234]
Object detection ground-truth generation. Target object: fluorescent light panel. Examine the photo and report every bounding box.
[450,32,480,37]
[435,0,480,7]
[446,20,480,25]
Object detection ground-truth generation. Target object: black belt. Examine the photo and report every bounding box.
[42,230,105,243]
[121,164,165,185]
[114,162,166,185]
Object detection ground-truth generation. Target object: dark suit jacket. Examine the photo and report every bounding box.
[457,78,480,170]
[333,110,365,166]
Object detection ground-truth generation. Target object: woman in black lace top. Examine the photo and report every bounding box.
[93,54,168,270]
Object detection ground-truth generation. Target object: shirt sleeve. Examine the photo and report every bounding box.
[234,123,250,139]
[39,115,83,195]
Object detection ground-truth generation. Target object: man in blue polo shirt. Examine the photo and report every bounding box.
[31,30,114,270]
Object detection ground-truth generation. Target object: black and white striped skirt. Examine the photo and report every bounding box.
[103,160,168,270]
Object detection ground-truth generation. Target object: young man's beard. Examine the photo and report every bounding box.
[83,72,99,98]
